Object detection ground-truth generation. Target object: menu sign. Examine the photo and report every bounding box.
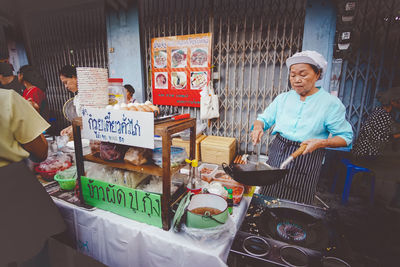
[151,33,212,107]
[81,107,154,149]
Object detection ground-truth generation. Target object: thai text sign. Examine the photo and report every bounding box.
[81,176,162,228]
[81,107,154,149]
[151,33,212,107]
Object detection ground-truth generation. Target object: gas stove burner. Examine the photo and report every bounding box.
[229,195,349,267]
[321,257,351,267]
[242,236,270,257]
[280,246,308,267]
[277,222,307,241]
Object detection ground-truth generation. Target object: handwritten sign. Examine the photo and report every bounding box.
[81,177,162,228]
[77,67,109,107]
[81,107,154,149]
[151,33,212,107]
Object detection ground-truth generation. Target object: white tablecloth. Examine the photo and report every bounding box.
[54,196,250,267]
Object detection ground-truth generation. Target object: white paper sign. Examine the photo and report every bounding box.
[81,107,154,149]
[77,67,109,107]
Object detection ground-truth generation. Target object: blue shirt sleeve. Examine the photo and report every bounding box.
[324,98,353,145]
[256,94,281,131]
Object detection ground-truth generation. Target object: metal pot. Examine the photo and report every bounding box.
[186,193,228,228]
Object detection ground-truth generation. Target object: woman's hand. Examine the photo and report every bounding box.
[60,125,73,140]
[27,98,40,111]
[302,136,347,154]
[301,139,326,154]
[251,120,264,145]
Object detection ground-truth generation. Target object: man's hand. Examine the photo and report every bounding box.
[251,120,264,145]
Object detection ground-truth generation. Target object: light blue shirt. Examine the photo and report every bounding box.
[257,88,353,145]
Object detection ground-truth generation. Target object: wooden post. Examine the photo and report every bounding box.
[161,130,172,230]
[72,117,85,204]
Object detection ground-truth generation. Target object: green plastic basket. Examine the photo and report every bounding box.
[54,173,77,190]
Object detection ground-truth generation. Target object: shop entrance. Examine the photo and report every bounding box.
[140,0,307,153]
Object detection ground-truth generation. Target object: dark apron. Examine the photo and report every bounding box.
[259,134,325,204]
[0,161,65,264]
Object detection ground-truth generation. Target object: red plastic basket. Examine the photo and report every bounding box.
[35,161,72,180]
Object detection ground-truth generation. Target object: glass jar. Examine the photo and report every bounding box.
[108,78,127,105]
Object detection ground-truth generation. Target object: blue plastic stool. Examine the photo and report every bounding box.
[331,158,375,205]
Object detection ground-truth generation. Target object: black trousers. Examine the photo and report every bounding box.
[0,161,66,265]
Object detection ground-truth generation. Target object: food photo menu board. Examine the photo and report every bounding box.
[151,33,212,107]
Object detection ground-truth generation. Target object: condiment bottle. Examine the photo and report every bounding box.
[108,78,127,105]
[227,188,233,215]
[185,159,201,194]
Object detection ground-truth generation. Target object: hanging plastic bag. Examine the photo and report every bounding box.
[200,85,219,120]
[181,215,236,244]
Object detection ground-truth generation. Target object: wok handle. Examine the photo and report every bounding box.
[222,162,234,176]
[291,144,307,159]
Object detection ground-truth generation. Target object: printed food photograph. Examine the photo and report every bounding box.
[171,72,187,89]
[154,50,167,68]
[190,71,208,89]
[171,49,187,68]
[190,48,208,67]
[154,72,168,89]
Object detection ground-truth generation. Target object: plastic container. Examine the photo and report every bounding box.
[108,78,127,105]
[212,170,242,186]
[198,163,218,183]
[152,146,187,168]
[54,173,77,190]
[219,181,244,205]
[154,135,162,148]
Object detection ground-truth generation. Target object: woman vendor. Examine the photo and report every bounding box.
[251,50,353,204]
[59,65,79,139]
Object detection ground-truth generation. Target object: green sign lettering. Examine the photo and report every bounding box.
[81,176,162,228]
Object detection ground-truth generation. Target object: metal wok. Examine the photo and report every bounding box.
[222,144,307,186]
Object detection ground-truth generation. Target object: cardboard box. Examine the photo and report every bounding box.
[172,135,207,161]
[200,136,236,165]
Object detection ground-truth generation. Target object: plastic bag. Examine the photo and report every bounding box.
[56,166,77,180]
[99,142,127,161]
[38,153,71,172]
[200,86,219,120]
[181,215,236,244]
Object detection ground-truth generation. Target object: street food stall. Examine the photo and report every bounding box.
[31,50,254,266]
[32,34,352,267]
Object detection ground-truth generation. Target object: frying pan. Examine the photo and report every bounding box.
[222,144,307,186]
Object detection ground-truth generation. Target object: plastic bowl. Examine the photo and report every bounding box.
[35,161,72,181]
[54,173,77,190]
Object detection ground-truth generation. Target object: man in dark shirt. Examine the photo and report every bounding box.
[0,62,25,95]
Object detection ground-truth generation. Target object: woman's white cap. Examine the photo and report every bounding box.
[286,50,327,80]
